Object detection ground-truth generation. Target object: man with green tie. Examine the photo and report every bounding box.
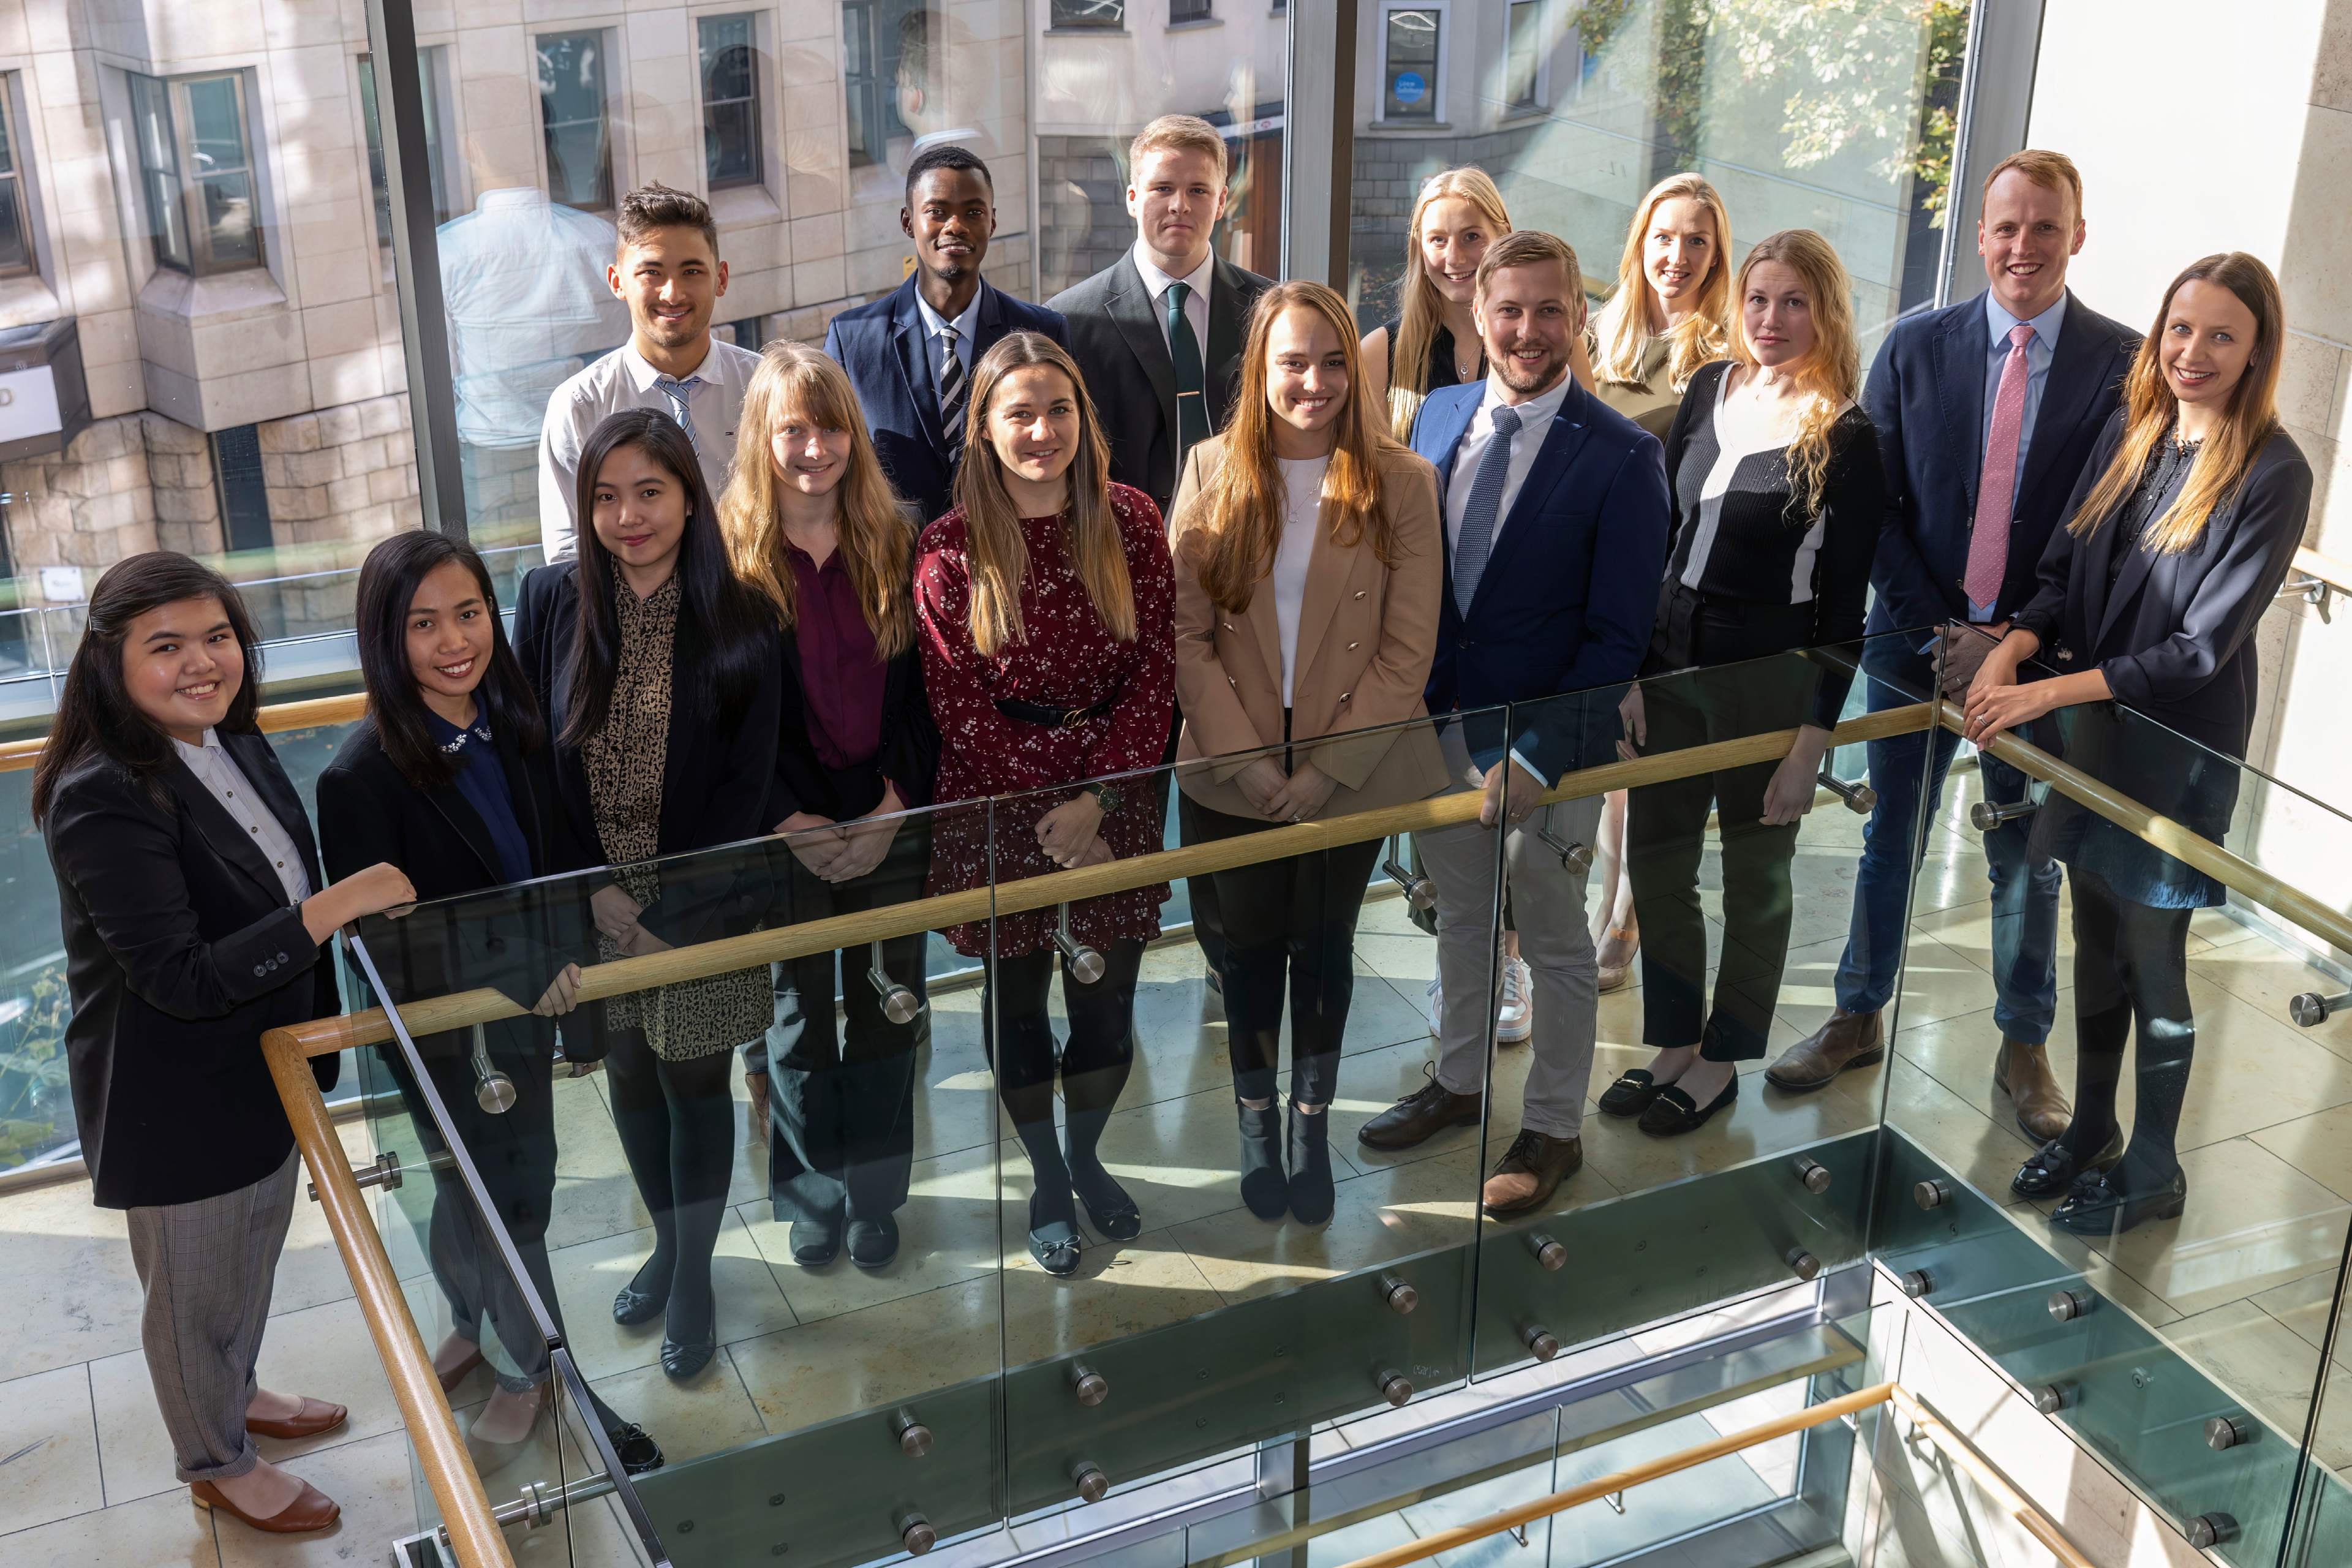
[1048,112,1272,980]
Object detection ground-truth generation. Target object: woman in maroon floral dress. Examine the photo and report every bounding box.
[916,331,1175,1276]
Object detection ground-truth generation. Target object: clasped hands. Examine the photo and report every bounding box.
[1235,757,1338,825]
[590,883,669,959]
[775,784,908,883]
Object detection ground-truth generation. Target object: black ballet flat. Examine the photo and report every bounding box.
[1636,1074,1738,1137]
[2049,1166,2188,1237]
[1598,1070,1664,1118]
[660,1317,718,1381]
[2011,1128,2123,1199]
[606,1422,665,1476]
[1028,1218,1084,1277]
[611,1262,668,1327]
[1073,1169,1144,1242]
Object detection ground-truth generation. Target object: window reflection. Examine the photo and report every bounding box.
[537,32,614,213]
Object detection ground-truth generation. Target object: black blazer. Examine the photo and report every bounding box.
[44,732,340,1210]
[824,276,1071,525]
[512,564,782,954]
[1864,289,2136,636]
[316,718,595,1057]
[1047,250,1273,522]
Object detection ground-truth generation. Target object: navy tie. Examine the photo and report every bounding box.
[1452,403,1521,616]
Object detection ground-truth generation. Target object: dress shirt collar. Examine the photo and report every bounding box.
[170,727,226,765]
[621,338,718,393]
[1475,364,1578,432]
[1133,242,1215,309]
[913,282,984,347]
[1986,288,2068,353]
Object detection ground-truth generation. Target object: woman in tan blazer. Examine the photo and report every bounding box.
[1170,279,1444,1226]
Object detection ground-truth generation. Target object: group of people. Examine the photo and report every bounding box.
[35,117,2311,1536]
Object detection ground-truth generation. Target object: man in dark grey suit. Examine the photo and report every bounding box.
[1047,113,1273,976]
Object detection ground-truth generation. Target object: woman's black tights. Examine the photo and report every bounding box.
[984,940,1144,1229]
[2051,867,2196,1189]
[604,1033,739,1333]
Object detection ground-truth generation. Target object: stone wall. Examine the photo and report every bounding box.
[258,394,422,551]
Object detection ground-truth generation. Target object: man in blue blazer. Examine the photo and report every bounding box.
[1357,230,1670,1219]
[824,144,1068,525]
[1765,150,2135,1139]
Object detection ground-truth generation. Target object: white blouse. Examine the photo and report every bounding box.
[1273,457,1329,706]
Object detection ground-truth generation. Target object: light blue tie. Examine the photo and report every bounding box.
[652,374,705,462]
[1452,403,1521,616]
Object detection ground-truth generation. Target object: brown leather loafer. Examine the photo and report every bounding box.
[1994,1038,2073,1143]
[1763,1009,1884,1091]
[1357,1072,1482,1151]
[1482,1129,1581,1216]
[190,1477,342,1533]
[245,1396,348,1441]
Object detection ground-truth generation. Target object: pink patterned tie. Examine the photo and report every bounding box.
[1965,323,2035,610]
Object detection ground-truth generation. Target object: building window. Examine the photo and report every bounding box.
[130,71,265,275]
[1381,7,1441,121]
[537,31,613,212]
[1170,0,1212,22]
[1049,0,1125,28]
[841,0,910,168]
[358,50,454,246]
[0,80,34,277]
[700,15,763,189]
[211,425,273,554]
[1505,0,1544,110]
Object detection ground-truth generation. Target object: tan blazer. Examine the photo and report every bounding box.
[1170,434,1449,821]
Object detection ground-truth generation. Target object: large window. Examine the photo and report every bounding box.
[0,79,34,277]
[700,15,763,189]
[1169,0,1213,23]
[1050,0,1126,28]
[842,0,907,168]
[1504,0,1545,110]
[130,70,264,274]
[358,50,454,246]
[1381,6,1441,122]
[537,31,613,212]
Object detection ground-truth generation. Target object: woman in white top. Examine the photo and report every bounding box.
[1172,280,1444,1224]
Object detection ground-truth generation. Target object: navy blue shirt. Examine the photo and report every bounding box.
[427,710,533,886]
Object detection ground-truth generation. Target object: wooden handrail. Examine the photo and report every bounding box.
[2296,545,2352,597]
[1888,1386,2098,1568]
[0,690,366,773]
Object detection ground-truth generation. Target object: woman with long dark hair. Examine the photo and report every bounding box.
[722,342,938,1270]
[317,530,661,1471]
[1967,252,2310,1234]
[1172,280,1442,1223]
[916,331,1175,1276]
[36,553,415,1534]
[514,407,783,1379]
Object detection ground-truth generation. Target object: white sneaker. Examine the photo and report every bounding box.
[1496,957,1534,1045]
[1425,975,1443,1038]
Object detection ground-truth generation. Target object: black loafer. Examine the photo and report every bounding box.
[789,1213,843,1267]
[2050,1166,2188,1236]
[1073,1169,1143,1242]
[1636,1074,1738,1137]
[606,1422,665,1476]
[846,1216,899,1269]
[1598,1069,1663,1118]
[1028,1219,1083,1276]
[612,1263,668,1327]
[2012,1127,2124,1199]
[660,1319,718,1381]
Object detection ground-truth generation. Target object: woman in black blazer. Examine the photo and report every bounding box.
[35,552,413,1535]
[720,343,937,1271]
[317,530,660,1473]
[513,408,783,1379]
[1966,252,2311,1235]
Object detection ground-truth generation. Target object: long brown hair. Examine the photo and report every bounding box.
[951,331,1131,657]
[1190,281,1403,612]
[1591,172,1733,393]
[1728,229,1860,520]
[1389,166,1512,440]
[2069,252,2285,556]
[721,341,916,658]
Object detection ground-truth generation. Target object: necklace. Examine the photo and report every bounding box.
[439,720,493,756]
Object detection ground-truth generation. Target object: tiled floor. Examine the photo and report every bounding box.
[7,765,2352,1565]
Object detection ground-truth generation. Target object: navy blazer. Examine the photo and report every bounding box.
[1409,376,1671,783]
[1864,288,2135,638]
[824,276,1069,524]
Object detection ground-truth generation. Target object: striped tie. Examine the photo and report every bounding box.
[1452,403,1521,616]
[651,374,704,463]
[937,325,966,454]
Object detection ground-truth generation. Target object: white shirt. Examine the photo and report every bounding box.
[1442,368,1578,557]
[537,336,762,562]
[1132,241,1214,358]
[173,730,312,906]
[913,285,983,405]
[1273,457,1328,706]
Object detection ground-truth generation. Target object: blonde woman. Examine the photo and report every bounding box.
[915,330,1175,1277]
[1966,252,2309,1234]
[1606,230,1883,1137]
[1363,167,1513,442]
[721,342,936,1272]
[1172,280,1444,1224]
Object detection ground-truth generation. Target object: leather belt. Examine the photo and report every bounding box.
[995,696,1115,729]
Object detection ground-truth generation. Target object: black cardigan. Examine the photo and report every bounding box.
[43,733,341,1210]
[769,569,939,824]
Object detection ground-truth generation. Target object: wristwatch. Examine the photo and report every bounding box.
[1084,782,1123,815]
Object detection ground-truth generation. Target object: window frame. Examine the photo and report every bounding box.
[1049,0,1128,31]
[0,74,37,279]
[1169,0,1214,24]
[1504,0,1548,113]
[840,0,909,169]
[697,12,765,192]
[1378,1,1446,125]
[358,48,457,247]
[131,69,268,277]
[535,29,616,214]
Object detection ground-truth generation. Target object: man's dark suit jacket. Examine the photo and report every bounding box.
[824,276,1069,524]
[1047,249,1273,522]
[1864,288,2136,638]
[1409,375,1671,785]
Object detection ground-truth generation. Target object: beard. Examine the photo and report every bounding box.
[1493,341,1566,396]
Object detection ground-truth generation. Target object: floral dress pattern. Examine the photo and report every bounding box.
[916,483,1177,958]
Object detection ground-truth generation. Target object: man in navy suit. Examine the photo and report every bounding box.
[1765,150,2135,1139]
[1357,230,1670,1218]
[824,144,1068,525]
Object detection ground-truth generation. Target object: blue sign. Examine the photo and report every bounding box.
[1394,71,1427,104]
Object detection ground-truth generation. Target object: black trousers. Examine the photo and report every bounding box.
[766,824,930,1226]
[1182,791,1381,1104]
[1164,707,1226,970]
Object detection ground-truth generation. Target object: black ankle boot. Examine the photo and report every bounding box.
[1287,1104,1334,1224]
[1237,1102,1286,1219]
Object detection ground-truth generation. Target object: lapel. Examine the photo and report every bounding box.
[888,277,950,462]
[496,733,548,875]
[1931,300,1988,516]
[548,633,598,845]
[168,741,288,905]
[1105,256,1180,438]
[421,729,505,883]
[2097,519,2160,650]
[1205,257,1249,428]
[2013,290,2100,511]
[1468,383,1594,620]
[969,278,1007,361]
[1289,494,1355,697]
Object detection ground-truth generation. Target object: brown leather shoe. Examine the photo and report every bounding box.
[1763,1009,1885,1091]
[1357,1071,1482,1151]
[245,1396,348,1441]
[1994,1038,2073,1143]
[190,1477,342,1534]
[1482,1129,1582,1216]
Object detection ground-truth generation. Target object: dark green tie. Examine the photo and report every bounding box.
[1165,280,1210,453]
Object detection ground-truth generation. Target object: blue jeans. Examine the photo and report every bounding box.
[1832,641,2060,1044]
